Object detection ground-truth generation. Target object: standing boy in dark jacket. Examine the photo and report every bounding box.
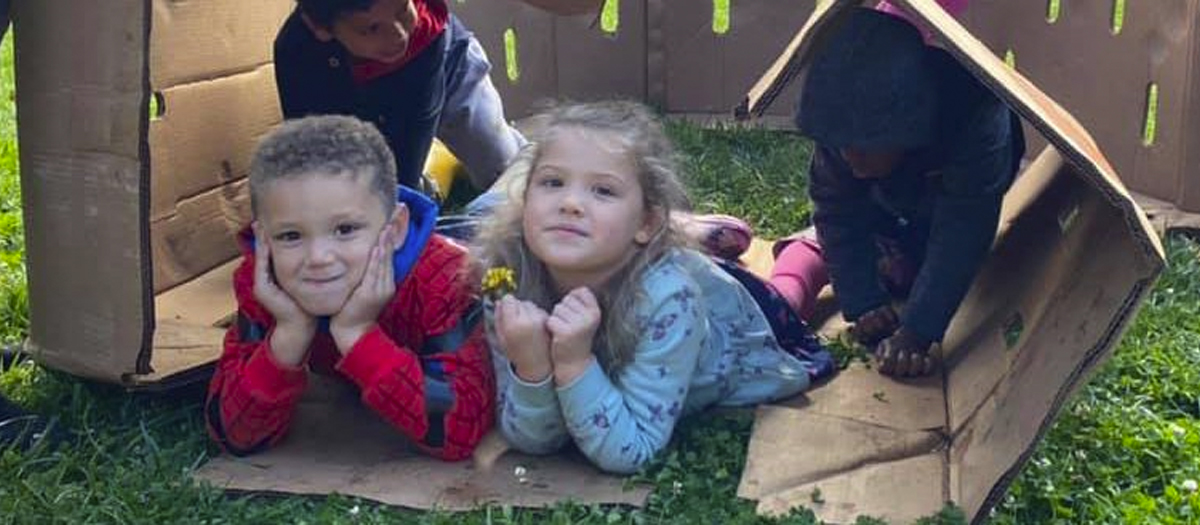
[795,8,1024,377]
[274,0,525,194]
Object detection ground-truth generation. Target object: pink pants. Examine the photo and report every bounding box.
[768,236,828,322]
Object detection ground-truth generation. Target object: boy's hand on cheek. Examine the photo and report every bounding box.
[547,287,601,386]
[252,223,316,367]
[332,224,397,353]
[495,295,553,382]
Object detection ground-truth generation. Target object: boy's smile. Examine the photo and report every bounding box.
[522,127,656,292]
[256,172,401,316]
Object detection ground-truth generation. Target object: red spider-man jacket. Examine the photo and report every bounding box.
[205,191,493,461]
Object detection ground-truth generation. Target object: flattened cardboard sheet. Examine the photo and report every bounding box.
[194,375,650,510]
[736,1,1165,522]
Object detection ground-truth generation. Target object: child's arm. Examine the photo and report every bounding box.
[493,355,571,455]
[553,271,706,474]
[205,317,313,456]
[205,249,316,456]
[900,100,1016,343]
[333,239,495,461]
[809,146,894,321]
[336,324,495,461]
[488,297,570,454]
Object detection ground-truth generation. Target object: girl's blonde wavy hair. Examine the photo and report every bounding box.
[472,100,692,376]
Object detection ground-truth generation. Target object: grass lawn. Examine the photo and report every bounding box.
[2,33,1200,525]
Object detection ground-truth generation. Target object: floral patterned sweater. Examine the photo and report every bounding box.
[491,249,812,474]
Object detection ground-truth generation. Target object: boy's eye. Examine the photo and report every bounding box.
[273,231,301,243]
[335,223,364,237]
[593,185,618,197]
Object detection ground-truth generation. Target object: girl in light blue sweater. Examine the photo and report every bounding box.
[471,101,834,474]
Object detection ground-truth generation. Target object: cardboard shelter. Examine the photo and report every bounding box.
[5,0,1171,520]
[734,0,1165,522]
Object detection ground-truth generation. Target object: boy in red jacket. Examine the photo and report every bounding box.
[205,115,493,461]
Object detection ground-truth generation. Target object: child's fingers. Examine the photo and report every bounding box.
[374,240,391,294]
[517,300,548,321]
[495,295,515,328]
[569,287,598,309]
[253,234,276,294]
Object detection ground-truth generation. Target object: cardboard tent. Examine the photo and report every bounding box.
[733,0,1165,522]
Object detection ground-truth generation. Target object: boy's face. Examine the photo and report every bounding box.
[307,0,419,64]
[256,172,404,316]
[839,147,906,179]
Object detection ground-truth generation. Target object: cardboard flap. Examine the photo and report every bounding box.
[947,148,1162,517]
[194,374,650,510]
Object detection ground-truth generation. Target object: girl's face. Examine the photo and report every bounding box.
[522,127,657,292]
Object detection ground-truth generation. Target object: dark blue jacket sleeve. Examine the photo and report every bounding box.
[902,99,1018,342]
[809,146,893,320]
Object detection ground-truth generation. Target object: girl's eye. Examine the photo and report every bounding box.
[536,176,564,188]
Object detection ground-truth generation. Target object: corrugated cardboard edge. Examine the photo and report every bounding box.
[137,0,156,377]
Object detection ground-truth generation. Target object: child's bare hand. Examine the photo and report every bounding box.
[252,222,316,366]
[331,224,397,352]
[875,326,938,377]
[850,304,899,347]
[495,295,552,382]
[547,287,601,385]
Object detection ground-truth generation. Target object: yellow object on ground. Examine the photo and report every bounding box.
[423,139,466,200]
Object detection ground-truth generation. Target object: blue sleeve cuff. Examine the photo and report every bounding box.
[507,365,557,407]
[556,359,610,421]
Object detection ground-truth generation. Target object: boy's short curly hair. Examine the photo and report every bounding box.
[295,0,380,28]
[249,115,397,217]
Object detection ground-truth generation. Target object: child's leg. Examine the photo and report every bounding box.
[768,230,829,321]
[675,212,754,261]
[713,259,835,381]
[437,17,527,190]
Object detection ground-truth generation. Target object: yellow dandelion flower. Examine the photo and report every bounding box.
[482,267,517,299]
